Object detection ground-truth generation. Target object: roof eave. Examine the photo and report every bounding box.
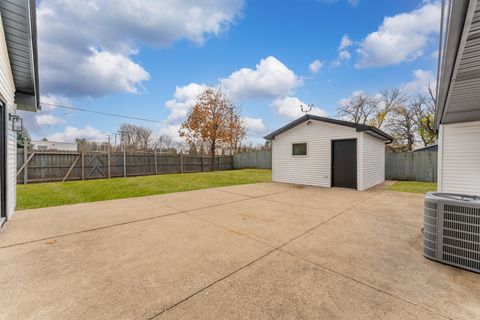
[264,114,393,143]
[435,0,471,128]
[15,0,40,112]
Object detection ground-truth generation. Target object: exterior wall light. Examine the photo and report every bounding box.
[9,114,23,132]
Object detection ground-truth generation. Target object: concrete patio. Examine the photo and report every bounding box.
[0,182,478,319]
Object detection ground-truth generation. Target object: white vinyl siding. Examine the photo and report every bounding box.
[358,133,385,190]
[0,15,17,220]
[271,120,386,191]
[272,121,361,188]
[438,121,480,195]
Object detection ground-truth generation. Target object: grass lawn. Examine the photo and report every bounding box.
[387,181,437,194]
[17,169,272,210]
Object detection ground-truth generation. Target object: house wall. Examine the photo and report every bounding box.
[0,15,17,220]
[438,121,480,195]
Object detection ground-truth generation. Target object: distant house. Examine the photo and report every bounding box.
[0,0,39,227]
[436,0,480,195]
[412,144,438,152]
[31,140,78,152]
[264,115,392,190]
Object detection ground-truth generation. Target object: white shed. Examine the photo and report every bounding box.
[264,115,392,191]
[0,0,39,228]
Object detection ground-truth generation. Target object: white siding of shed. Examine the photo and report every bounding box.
[272,120,361,188]
[438,121,480,195]
[358,133,385,190]
[0,15,17,220]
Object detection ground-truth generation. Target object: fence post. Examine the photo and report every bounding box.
[219,156,221,171]
[23,141,28,184]
[81,152,84,180]
[107,150,111,179]
[180,153,184,173]
[154,149,158,175]
[123,149,127,178]
[201,156,204,172]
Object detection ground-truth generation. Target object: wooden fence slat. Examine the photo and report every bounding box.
[16,152,35,177]
[384,151,437,182]
[16,149,233,184]
[81,153,85,180]
[62,155,81,182]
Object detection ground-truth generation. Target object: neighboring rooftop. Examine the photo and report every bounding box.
[264,114,393,143]
[412,144,438,152]
[0,0,39,111]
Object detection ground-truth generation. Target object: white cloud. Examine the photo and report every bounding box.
[48,126,108,142]
[36,114,65,126]
[348,0,359,7]
[165,83,209,123]
[220,56,302,100]
[356,2,441,68]
[330,60,341,68]
[272,96,327,119]
[339,35,353,50]
[20,94,72,135]
[164,56,305,129]
[338,50,351,60]
[402,69,436,94]
[38,0,244,96]
[309,60,323,74]
[338,90,365,107]
[40,94,72,111]
[243,117,266,133]
[157,124,185,144]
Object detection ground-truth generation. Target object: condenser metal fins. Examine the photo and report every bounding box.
[424,192,480,273]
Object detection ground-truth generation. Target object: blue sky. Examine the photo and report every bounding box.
[23,0,440,144]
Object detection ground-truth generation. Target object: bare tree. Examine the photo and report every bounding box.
[337,92,379,125]
[119,124,152,152]
[387,105,417,152]
[410,85,436,146]
[152,134,173,152]
[374,88,408,129]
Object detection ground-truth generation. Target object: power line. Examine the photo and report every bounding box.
[40,102,290,126]
[41,102,169,124]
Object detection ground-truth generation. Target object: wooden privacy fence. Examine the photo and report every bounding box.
[233,150,437,182]
[16,149,233,184]
[385,151,437,182]
[233,150,272,169]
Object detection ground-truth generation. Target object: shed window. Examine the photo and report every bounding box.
[292,143,307,156]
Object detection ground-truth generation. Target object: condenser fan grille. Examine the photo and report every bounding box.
[424,193,480,273]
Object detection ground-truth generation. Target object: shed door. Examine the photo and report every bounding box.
[331,139,357,189]
[0,101,6,222]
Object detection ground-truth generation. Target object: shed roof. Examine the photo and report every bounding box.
[264,114,393,143]
[0,0,39,111]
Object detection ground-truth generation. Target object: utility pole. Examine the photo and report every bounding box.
[117,130,127,178]
[106,134,112,149]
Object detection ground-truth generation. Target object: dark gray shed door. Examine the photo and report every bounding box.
[331,139,357,189]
